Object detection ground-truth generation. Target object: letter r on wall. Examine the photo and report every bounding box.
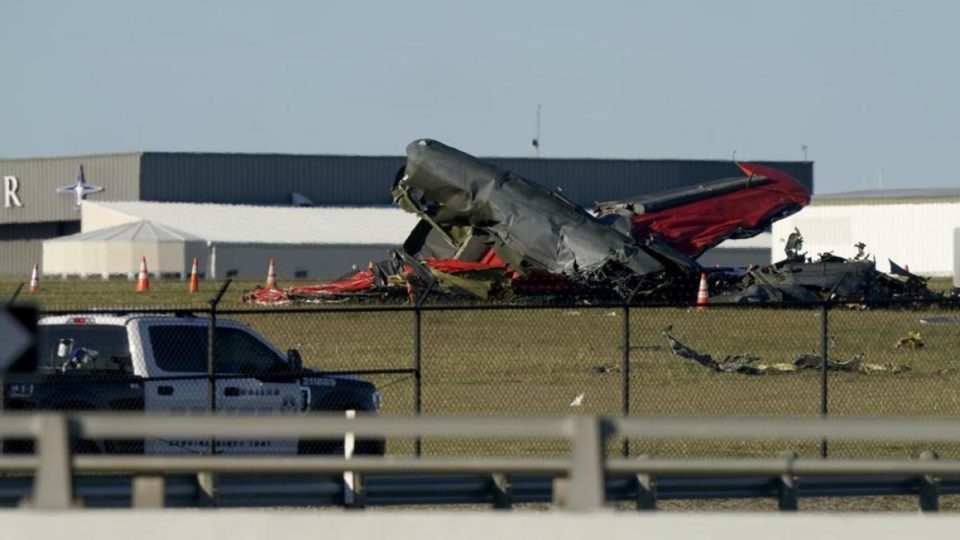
[4,176,23,208]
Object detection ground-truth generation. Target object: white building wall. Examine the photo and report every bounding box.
[955,228,960,287]
[772,202,960,276]
[42,239,197,278]
[42,241,83,276]
[209,243,396,280]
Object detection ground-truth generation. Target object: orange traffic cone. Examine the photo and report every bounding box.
[188,257,200,294]
[136,256,150,292]
[265,259,278,290]
[696,272,709,311]
[29,262,40,293]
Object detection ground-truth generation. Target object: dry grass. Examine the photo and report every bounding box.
[6,278,960,459]
[6,277,960,511]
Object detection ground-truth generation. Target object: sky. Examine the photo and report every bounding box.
[2,1,959,194]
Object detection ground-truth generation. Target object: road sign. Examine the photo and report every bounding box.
[0,307,35,374]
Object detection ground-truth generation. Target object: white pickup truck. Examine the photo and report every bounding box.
[3,313,383,455]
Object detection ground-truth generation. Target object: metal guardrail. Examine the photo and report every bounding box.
[2,414,960,511]
[6,473,960,509]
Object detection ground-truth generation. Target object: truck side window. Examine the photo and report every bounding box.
[149,325,281,374]
[149,326,207,373]
[214,328,283,374]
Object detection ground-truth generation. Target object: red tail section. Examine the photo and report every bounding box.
[627,163,810,258]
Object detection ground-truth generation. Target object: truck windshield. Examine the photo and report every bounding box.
[37,325,131,371]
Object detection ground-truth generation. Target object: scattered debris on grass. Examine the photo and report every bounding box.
[895,331,924,349]
[661,330,908,375]
[920,316,960,325]
[588,365,621,374]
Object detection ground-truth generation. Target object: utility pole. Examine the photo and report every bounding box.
[531,104,541,158]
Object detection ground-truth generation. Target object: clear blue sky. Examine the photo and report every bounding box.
[2,0,958,193]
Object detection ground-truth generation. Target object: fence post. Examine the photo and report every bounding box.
[919,450,940,512]
[413,305,422,457]
[491,473,513,510]
[621,303,630,458]
[33,414,73,509]
[343,409,366,509]
[207,279,233,420]
[778,451,799,511]
[819,301,829,458]
[565,416,606,511]
[7,282,24,304]
[620,284,642,459]
[635,455,657,511]
[411,278,434,458]
[200,279,231,506]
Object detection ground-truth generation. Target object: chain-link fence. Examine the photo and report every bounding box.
[4,294,959,460]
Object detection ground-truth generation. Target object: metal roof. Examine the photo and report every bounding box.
[813,188,960,205]
[47,220,201,243]
[83,201,419,245]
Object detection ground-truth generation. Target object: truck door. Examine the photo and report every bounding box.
[142,322,300,455]
[141,324,210,454]
[212,327,301,455]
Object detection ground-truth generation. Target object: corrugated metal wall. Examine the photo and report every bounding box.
[141,152,813,208]
[0,222,79,277]
[0,240,43,276]
[139,153,406,205]
[0,153,142,224]
[490,158,813,207]
[0,151,812,276]
[1,151,812,212]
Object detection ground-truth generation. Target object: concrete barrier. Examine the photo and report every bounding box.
[3,511,960,540]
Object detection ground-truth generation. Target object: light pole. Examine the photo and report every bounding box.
[531,104,541,158]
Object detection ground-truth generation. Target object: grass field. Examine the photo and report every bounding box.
[5,277,960,463]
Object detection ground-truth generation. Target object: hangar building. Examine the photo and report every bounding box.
[771,188,960,281]
[1,151,814,276]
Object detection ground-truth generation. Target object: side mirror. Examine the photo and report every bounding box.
[287,349,303,373]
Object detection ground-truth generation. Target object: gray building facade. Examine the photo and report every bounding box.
[0,151,813,276]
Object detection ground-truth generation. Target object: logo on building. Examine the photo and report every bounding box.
[57,164,104,210]
[3,175,23,209]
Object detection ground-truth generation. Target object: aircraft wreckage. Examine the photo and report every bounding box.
[661,329,909,375]
[242,139,939,305]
